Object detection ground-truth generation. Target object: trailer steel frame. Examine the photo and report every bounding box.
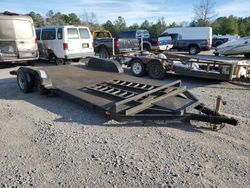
[122,52,250,81]
[15,63,238,130]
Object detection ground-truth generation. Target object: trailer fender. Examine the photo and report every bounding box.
[36,69,54,89]
[87,57,123,73]
[17,67,54,90]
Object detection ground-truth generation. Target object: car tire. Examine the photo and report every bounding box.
[143,44,151,51]
[244,53,250,59]
[147,61,165,79]
[55,58,65,65]
[131,59,145,77]
[26,60,35,66]
[99,48,110,59]
[17,68,34,93]
[214,52,219,56]
[48,53,56,63]
[189,45,199,55]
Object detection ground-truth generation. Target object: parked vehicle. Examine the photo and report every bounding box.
[161,27,212,55]
[0,11,38,64]
[36,25,94,64]
[116,30,173,51]
[212,34,240,47]
[93,30,139,58]
[214,37,250,58]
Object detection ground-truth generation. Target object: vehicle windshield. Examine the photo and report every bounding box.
[0,19,34,40]
[136,30,150,38]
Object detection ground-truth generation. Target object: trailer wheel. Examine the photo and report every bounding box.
[147,61,166,80]
[99,47,110,59]
[131,59,145,77]
[189,45,199,55]
[17,69,34,93]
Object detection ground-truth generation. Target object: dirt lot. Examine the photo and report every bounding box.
[0,62,249,188]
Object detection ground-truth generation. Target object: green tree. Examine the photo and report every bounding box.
[102,20,115,36]
[68,13,80,25]
[212,15,238,35]
[240,17,250,36]
[113,16,127,36]
[140,20,152,31]
[149,17,167,37]
[129,23,140,30]
[169,22,178,28]
[27,11,45,27]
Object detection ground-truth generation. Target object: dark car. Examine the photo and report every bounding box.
[93,30,139,58]
[117,30,173,51]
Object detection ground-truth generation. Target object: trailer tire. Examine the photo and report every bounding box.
[131,59,145,77]
[99,47,110,59]
[17,69,34,93]
[147,61,166,80]
[189,45,199,55]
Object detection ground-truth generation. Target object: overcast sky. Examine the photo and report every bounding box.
[0,0,249,25]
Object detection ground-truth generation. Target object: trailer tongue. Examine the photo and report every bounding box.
[15,61,238,130]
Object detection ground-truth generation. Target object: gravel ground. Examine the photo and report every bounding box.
[0,62,249,188]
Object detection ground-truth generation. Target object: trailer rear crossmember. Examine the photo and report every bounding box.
[15,66,238,130]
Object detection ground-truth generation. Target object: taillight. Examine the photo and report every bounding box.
[157,40,160,46]
[92,41,94,48]
[115,40,120,48]
[63,43,68,50]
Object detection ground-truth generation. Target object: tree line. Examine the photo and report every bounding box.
[27,10,250,37]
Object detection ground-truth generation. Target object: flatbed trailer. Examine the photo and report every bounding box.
[14,59,238,130]
[125,52,250,80]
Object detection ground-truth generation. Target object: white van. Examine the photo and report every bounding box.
[0,11,38,64]
[161,27,212,54]
[36,25,94,64]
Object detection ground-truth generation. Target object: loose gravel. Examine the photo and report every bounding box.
[0,63,249,188]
